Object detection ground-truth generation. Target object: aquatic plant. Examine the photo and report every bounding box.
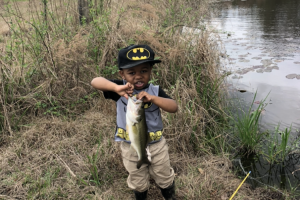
[233,92,268,154]
[263,124,300,164]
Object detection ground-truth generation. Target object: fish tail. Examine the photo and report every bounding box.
[137,157,151,169]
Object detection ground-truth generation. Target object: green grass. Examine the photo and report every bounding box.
[263,124,299,164]
[233,91,269,154]
[87,134,102,186]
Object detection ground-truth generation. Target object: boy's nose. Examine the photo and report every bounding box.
[135,73,142,79]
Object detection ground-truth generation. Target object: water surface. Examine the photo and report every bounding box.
[212,0,300,192]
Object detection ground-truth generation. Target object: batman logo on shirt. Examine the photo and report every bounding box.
[126,48,150,61]
[143,102,152,109]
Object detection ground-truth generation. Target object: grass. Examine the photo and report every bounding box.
[0,0,290,199]
[263,124,300,164]
[87,134,102,186]
[230,90,299,164]
[232,91,269,154]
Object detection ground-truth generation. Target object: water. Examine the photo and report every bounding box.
[212,0,300,192]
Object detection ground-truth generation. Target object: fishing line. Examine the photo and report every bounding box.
[233,158,285,196]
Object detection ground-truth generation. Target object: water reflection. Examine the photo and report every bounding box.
[213,0,300,130]
[215,0,300,193]
[230,83,300,131]
[235,153,300,191]
[230,0,300,32]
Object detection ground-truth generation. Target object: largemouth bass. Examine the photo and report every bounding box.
[126,96,151,169]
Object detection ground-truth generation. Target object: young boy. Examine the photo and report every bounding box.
[91,44,178,200]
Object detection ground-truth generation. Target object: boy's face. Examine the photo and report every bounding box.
[119,63,152,90]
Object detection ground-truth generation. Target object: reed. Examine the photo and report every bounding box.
[232,92,268,154]
[263,124,299,164]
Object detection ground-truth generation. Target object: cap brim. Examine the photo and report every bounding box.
[119,60,161,69]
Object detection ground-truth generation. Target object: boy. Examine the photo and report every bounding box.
[91,44,178,200]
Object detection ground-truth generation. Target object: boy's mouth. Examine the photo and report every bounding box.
[135,81,144,88]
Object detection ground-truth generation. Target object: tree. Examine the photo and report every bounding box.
[78,0,90,25]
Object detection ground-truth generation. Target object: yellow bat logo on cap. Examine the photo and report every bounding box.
[126,48,150,60]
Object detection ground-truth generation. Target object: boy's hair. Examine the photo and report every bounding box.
[118,44,161,70]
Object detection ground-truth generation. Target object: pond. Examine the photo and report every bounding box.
[212,0,300,193]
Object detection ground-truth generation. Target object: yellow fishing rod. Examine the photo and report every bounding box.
[229,171,251,200]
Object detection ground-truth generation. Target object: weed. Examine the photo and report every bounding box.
[87,134,102,186]
[263,124,300,164]
[286,178,300,199]
[103,62,119,77]
[233,92,269,154]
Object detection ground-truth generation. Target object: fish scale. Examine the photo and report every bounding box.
[126,96,151,169]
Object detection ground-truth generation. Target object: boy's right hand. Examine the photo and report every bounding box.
[115,82,134,99]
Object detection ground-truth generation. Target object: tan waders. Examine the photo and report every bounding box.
[121,137,176,199]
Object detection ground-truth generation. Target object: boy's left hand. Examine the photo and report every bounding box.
[137,91,154,103]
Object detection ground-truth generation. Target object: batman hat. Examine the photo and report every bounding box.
[118,44,161,69]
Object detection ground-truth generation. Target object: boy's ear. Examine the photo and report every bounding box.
[118,70,125,79]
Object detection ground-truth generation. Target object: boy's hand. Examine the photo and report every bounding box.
[136,90,178,113]
[115,82,134,99]
[137,91,154,103]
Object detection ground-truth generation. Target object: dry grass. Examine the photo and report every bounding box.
[0,108,283,199]
[0,0,288,199]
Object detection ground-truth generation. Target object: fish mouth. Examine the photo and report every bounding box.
[134,81,144,88]
[131,95,143,103]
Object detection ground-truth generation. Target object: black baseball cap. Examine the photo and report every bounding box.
[118,44,161,69]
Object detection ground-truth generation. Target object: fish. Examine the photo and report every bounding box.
[126,96,151,169]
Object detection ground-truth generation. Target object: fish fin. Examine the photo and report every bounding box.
[135,115,142,122]
[137,157,151,169]
[127,114,139,124]
[146,146,151,162]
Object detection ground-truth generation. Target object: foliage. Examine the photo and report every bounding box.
[87,136,102,186]
[263,124,300,164]
[233,92,268,154]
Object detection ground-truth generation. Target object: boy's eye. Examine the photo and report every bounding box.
[141,70,147,73]
[128,72,135,75]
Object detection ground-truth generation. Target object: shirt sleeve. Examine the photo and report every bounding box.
[103,80,123,102]
[158,87,172,99]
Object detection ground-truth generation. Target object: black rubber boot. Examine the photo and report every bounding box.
[134,190,148,200]
[160,181,176,200]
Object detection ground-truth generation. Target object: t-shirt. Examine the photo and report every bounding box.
[103,79,171,101]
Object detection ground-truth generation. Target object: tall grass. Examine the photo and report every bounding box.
[230,90,299,163]
[0,0,227,154]
[0,0,110,134]
[233,92,268,154]
[263,124,300,164]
